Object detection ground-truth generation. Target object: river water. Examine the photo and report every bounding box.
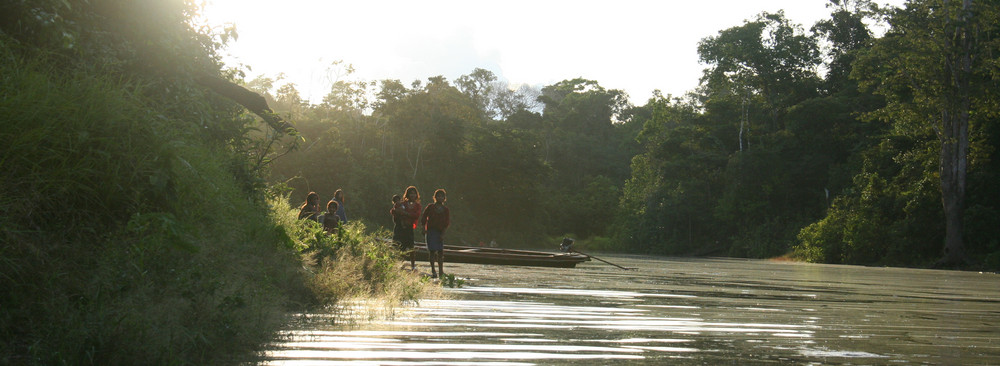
[263,255,1000,365]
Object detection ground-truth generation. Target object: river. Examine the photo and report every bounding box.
[262,254,1000,365]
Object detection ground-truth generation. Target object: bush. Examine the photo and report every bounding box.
[269,197,428,308]
[0,47,307,365]
[1,18,432,366]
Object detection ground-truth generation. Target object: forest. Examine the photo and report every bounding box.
[1,0,998,364]
[1,0,427,364]
[262,0,1000,268]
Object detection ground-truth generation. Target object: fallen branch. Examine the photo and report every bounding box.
[195,74,296,134]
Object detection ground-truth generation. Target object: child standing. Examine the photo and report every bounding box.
[390,194,402,245]
[420,189,450,278]
[323,200,341,234]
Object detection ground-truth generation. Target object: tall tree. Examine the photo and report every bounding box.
[812,0,881,93]
[455,68,498,120]
[616,92,730,254]
[854,0,1000,266]
[698,11,823,133]
[534,79,633,238]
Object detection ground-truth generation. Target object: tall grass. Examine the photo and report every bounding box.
[0,45,432,365]
[267,195,432,309]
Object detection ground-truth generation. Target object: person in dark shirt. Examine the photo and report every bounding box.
[393,186,421,271]
[297,192,321,221]
[323,200,341,234]
[390,194,402,245]
[420,189,450,278]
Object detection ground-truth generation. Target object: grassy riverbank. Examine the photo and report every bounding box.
[0,41,429,365]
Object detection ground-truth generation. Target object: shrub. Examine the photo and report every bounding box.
[0,46,306,365]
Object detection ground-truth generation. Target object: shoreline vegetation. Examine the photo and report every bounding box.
[4,0,999,364]
[0,39,435,364]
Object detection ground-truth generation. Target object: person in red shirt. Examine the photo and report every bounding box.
[392,186,421,271]
[420,189,450,278]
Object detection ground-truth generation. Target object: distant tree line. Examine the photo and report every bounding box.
[261,67,638,248]
[261,0,999,269]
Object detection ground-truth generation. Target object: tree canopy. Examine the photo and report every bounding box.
[257,0,1000,270]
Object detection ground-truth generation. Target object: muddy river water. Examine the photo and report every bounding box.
[263,255,999,365]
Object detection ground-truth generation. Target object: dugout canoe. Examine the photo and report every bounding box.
[411,243,590,268]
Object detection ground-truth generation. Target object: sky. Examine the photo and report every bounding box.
[200,0,904,106]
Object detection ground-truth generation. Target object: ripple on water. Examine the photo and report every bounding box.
[265,296,814,364]
[264,257,1000,364]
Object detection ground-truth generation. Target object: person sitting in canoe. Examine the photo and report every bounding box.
[420,189,450,279]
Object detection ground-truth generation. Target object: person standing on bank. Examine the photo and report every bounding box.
[333,189,347,223]
[323,200,341,234]
[420,189,450,278]
[390,194,402,245]
[395,186,421,271]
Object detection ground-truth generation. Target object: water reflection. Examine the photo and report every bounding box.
[264,256,1000,365]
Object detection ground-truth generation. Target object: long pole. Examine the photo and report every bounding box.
[572,250,636,270]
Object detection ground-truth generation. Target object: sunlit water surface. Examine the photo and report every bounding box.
[263,255,1000,365]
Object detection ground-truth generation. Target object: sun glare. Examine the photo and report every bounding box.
[200,0,907,105]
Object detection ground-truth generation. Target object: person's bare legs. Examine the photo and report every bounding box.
[437,252,444,277]
[429,253,438,278]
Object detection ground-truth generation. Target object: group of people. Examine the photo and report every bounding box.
[297,189,348,234]
[297,186,451,279]
[391,186,450,278]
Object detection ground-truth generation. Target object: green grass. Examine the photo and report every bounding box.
[268,195,430,307]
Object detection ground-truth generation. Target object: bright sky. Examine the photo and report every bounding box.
[201,0,904,106]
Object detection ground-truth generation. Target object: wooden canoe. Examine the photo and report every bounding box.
[411,243,590,268]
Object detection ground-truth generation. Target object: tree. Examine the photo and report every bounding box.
[456,125,551,244]
[455,68,498,119]
[456,68,541,121]
[812,0,881,93]
[615,92,729,254]
[699,11,823,133]
[533,79,634,238]
[854,0,1000,266]
[691,12,837,257]
[537,78,630,179]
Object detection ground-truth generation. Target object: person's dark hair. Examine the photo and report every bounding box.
[334,189,345,203]
[300,191,319,209]
[433,188,446,203]
[403,186,420,203]
[327,199,339,213]
[392,194,401,203]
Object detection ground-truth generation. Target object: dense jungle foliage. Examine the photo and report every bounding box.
[2,0,998,363]
[264,0,999,269]
[0,1,428,364]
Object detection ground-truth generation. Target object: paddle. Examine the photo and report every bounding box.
[572,249,637,270]
[559,238,636,270]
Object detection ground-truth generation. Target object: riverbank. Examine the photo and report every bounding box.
[0,46,433,365]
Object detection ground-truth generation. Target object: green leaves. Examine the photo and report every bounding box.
[698,10,822,115]
[126,212,197,253]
